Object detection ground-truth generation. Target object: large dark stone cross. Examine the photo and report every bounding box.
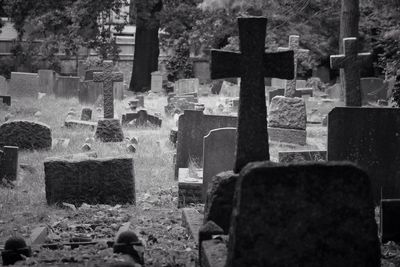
[330,37,371,106]
[211,17,294,173]
[94,61,124,119]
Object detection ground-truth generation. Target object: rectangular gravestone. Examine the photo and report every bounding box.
[151,71,163,93]
[278,150,327,163]
[175,78,199,95]
[202,128,236,201]
[55,76,80,98]
[0,146,18,181]
[38,69,56,94]
[78,81,103,104]
[113,81,125,101]
[328,107,400,203]
[225,161,380,267]
[176,110,237,179]
[44,156,135,205]
[10,72,40,97]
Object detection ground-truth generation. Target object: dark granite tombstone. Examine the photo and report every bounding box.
[0,146,18,181]
[175,110,237,179]
[328,107,400,203]
[211,17,294,172]
[330,38,371,106]
[44,156,135,205]
[226,161,380,267]
[380,199,400,243]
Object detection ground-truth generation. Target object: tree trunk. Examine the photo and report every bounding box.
[129,0,162,93]
[339,0,359,101]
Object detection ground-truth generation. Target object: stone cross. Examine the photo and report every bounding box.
[330,37,371,106]
[211,17,294,172]
[278,35,310,97]
[93,61,124,119]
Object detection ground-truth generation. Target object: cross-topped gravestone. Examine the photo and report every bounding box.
[330,37,371,106]
[211,17,294,172]
[278,35,310,97]
[94,61,124,119]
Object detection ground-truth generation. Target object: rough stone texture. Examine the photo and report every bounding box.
[328,107,400,203]
[226,161,380,267]
[381,199,400,243]
[9,72,40,97]
[95,119,124,142]
[38,69,56,94]
[204,171,239,233]
[0,121,52,150]
[93,61,123,119]
[64,119,96,130]
[44,157,135,205]
[181,208,203,244]
[78,81,103,104]
[201,239,227,267]
[278,150,326,163]
[211,17,294,172]
[0,146,18,181]
[122,110,162,127]
[80,108,92,121]
[268,127,307,145]
[175,110,237,179]
[54,76,80,98]
[330,38,371,106]
[268,88,284,103]
[175,78,199,95]
[268,96,307,130]
[203,128,236,201]
[278,35,310,97]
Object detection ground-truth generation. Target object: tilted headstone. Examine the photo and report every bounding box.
[93,61,123,119]
[0,121,52,150]
[54,76,80,98]
[330,37,371,106]
[0,146,18,181]
[226,161,380,267]
[176,110,237,179]
[9,72,39,97]
[278,35,310,97]
[44,156,135,205]
[202,128,236,201]
[175,78,199,95]
[38,69,56,94]
[78,81,103,104]
[151,71,163,93]
[328,107,400,203]
[211,17,294,172]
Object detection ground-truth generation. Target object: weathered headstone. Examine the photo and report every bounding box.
[93,61,124,142]
[44,156,135,205]
[268,96,307,145]
[9,72,40,97]
[328,107,400,203]
[176,110,237,179]
[54,76,80,98]
[81,108,92,121]
[0,146,18,181]
[225,161,380,267]
[78,81,103,104]
[211,17,294,172]
[202,128,236,200]
[278,35,310,97]
[38,69,56,94]
[151,71,163,93]
[122,110,162,127]
[330,37,371,106]
[0,121,52,150]
[268,88,284,103]
[175,78,200,95]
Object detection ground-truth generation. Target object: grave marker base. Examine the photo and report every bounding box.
[95,119,124,142]
[268,127,307,145]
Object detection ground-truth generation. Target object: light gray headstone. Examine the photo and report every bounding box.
[10,72,40,97]
[38,69,56,94]
[175,78,199,95]
[151,71,163,93]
